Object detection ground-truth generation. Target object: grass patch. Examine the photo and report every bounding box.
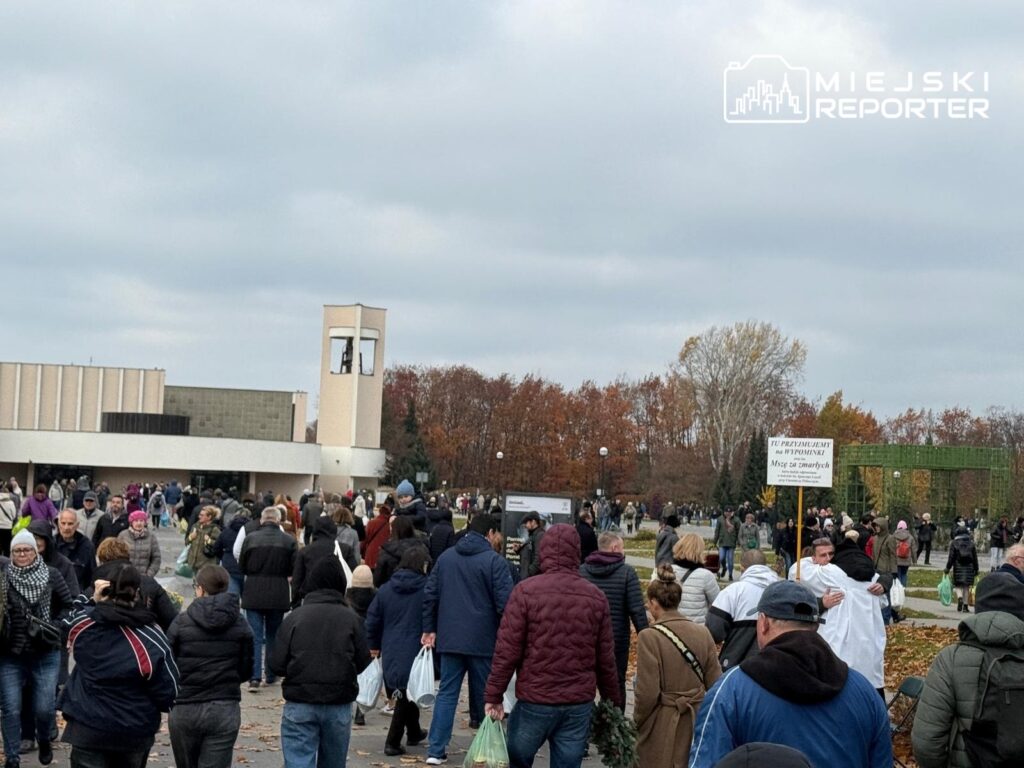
[633,566,653,581]
[906,589,941,602]
[908,569,944,589]
[900,607,941,620]
[631,529,657,542]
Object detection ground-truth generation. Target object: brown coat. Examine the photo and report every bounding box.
[634,614,722,768]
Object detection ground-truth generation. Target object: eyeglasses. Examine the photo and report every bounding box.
[11,548,34,555]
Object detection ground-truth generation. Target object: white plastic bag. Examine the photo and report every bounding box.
[334,541,354,587]
[356,658,383,709]
[890,579,906,611]
[502,671,517,713]
[407,646,436,707]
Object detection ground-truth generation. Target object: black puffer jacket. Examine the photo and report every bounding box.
[579,551,648,656]
[269,589,371,705]
[291,518,339,608]
[239,524,297,611]
[167,591,254,704]
[374,537,430,588]
[393,498,428,532]
[29,519,82,597]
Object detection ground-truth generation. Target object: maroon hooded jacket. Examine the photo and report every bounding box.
[484,524,622,708]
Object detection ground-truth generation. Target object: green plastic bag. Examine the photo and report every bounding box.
[937,573,953,606]
[463,717,509,768]
[12,516,31,535]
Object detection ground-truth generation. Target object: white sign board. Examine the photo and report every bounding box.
[767,437,834,488]
[503,492,573,522]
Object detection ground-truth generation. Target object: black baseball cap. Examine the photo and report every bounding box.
[747,581,823,624]
[83,491,98,502]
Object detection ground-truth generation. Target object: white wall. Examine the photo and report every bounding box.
[0,429,321,475]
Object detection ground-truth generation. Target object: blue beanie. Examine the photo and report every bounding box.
[396,479,415,497]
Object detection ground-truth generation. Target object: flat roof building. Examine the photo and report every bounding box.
[0,304,386,499]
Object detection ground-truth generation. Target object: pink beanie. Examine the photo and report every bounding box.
[897,520,908,530]
[129,510,148,524]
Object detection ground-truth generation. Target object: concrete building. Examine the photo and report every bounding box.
[0,304,386,499]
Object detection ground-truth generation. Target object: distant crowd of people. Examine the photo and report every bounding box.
[0,472,1022,768]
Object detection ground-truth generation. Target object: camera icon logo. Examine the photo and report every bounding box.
[724,55,810,124]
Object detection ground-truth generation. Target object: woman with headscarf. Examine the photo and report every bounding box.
[0,529,74,768]
[117,511,162,577]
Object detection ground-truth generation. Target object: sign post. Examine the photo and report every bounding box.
[767,436,834,580]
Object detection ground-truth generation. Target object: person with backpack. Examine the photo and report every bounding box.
[893,520,917,587]
[147,487,166,529]
[946,523,980,613]
[912,572,1024,768]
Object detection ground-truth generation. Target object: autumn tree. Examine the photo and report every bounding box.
[678,321,806,473]
[713,461,734,508]
[738,429,768,506]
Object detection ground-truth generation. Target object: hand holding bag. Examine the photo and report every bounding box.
[356,657,383,709]
[407,646,436,707]
[889,579,906,611]
[462,716,509,768]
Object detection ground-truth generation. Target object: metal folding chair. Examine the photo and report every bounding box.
[887,676,925,768]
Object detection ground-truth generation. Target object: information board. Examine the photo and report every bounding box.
[500,492,574,566]
[767,437,834,488]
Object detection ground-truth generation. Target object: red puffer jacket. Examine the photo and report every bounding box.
[484,524,622,708]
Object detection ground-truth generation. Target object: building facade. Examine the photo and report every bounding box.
[0,304,386,500]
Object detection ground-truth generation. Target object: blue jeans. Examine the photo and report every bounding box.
[719,547,735,578]
[507,700,593,768]
[0,651,60,761]
[228,573,244,597]
[897,565,909,587]
[280,701,351,768]
[427,653,492,759]
[246,609,284,683]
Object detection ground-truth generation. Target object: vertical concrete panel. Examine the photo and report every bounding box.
[0,363,18,429]
[142,370,164,413]
[101,369,121,413]
[59,366,81,431]
[17,364,38,429]
[37,365,59,430]
[78,367,100,432]
[121,370,141,412]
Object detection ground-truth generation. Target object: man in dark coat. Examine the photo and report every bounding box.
[575,504,599,561]
[55,510,95,594]
[239,507,297,689]
[516,512,546,580]
[167,565,254,768]
[427,508,456,563]
[579,531,648,709]
[269,559,370,768]
[422,514,514,762]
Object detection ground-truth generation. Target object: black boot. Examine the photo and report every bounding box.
[38,741,53,767]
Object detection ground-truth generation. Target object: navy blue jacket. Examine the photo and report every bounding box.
[60,601,179,741]
[213,515,248,579]
[364,569,426,690]
[422,532,513,657]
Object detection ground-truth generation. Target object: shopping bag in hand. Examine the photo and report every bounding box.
[356,658,383,709]
[937,573,953,606]
[462,716,509,768]
[407,646,436,707]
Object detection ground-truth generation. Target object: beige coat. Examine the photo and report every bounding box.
[634,614,722,768]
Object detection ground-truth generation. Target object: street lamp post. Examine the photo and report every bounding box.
[496,451,504,506]
[599,446,609,500]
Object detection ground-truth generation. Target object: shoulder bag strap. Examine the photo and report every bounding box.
[652,623,706,687]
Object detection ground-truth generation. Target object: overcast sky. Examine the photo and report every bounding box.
[2,1,1021,420]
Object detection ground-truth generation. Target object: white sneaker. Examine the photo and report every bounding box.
[379,701,395,716]
[425,757,448,765]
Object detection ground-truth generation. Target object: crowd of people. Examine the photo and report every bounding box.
[0,472,1023,767]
